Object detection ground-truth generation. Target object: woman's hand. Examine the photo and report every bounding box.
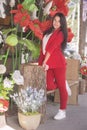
[42,52,50,71]
[42,62,49,71]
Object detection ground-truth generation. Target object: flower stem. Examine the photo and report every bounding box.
[0,48,10,82]
[18,0,21,3]
[12,53,15,72]
[11,7,13,28]
[25,31,32,39]
[14,46,18,70]
[4,48,10,65]
[18,30,23,68]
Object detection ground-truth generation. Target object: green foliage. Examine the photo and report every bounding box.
[22,0,37,12]
[2,28,17,35]
[6,34,18,46]
[22,111,39,116]
[0,82,14,100]
[19,39,40,58]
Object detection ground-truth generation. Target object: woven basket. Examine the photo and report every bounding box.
[79,79,86,94]
[66,59,80,81]
[54,80,79,105]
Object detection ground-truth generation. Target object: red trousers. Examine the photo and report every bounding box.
[46,67,68,109]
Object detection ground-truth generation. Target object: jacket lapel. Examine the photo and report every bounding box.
[46,30,60,50]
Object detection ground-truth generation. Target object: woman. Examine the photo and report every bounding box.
[38,12,68,120]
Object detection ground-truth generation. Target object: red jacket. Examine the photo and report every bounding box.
[38,29,66,68]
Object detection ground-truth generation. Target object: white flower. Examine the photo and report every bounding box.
[10,87,46,114]
[43,1,53,15]
[9,0,15,7]
[72,52,81,60]
[12,70,24,85]
[0,31,3,44]
[3,77,13,88]
[81,63,87,67]
[0,0,6,18]
[0,35,3,44]
[31,9,38,20]
[0,64,6,74]
[22,27,26,32]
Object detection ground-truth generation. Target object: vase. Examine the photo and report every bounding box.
[20,63,46,122]
[18,112,41,130]
[0,114,6,128]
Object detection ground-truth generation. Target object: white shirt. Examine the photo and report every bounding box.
[42,33,52,55]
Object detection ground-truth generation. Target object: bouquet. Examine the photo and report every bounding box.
[10,86,46,115]
[0,66,24,114]
[80,56,87,76]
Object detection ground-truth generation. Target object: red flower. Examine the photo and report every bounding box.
[52,0,69,16]
[67,28,74,42]
[10,4,23,14]
[33,19,52,32]
[10,4,30,27]
[50,9,58,17]
[40,20,52,32]
[20,12,30,27]
[0,99,9,113]
[80,66,87,75]
[53,0,69,5]
[14,12,23,24]
[33,25,43,40]
[17,4,23,10]
[26,20,43,40]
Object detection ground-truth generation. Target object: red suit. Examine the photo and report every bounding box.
[38,29,68,109]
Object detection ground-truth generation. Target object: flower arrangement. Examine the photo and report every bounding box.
[0,64,12,114]
[0,64,24,114]
[1,0,75,71]
[9,0,74,42]
[0,25,24,114]
[0,0,78,117]
[10,86,46,115]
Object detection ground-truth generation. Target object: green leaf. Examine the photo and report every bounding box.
[29,4,38,12]
[0,55,6,60]
[2,28,17,35]
[6,34,18,46]
[22,0,36,12]
[23,111,39,116]
[22,0,35,5]
[19,39,40,58]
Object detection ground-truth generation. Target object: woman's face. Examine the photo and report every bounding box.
[53,16,61,30]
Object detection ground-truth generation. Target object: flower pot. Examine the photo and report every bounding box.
[18,112,41,130]
[0,114,6,128]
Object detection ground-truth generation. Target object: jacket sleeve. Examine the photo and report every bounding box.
[46,31,64,55]
[38,44,44,65]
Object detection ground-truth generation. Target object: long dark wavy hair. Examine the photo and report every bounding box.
[44,13,68,51]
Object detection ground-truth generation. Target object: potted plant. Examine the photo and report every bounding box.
[0,64,13,127]
[10,86,46,130]
[0,28,24,127]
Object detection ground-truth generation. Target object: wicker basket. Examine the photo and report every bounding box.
[79,79,86,94]
[54,80,79,105]
[66,59,80,81]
